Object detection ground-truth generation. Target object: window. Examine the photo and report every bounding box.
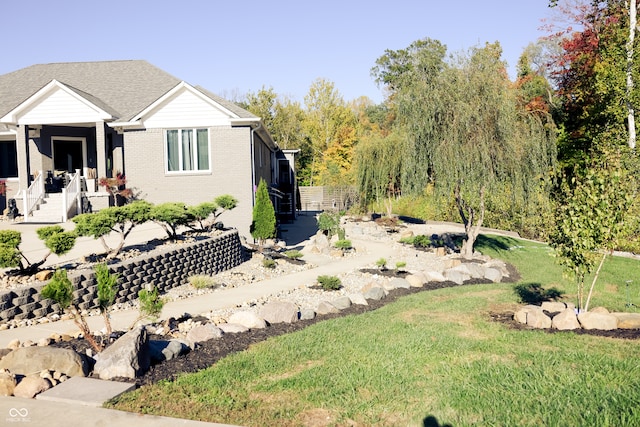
[166,128,209,172]
[0,141,18,178]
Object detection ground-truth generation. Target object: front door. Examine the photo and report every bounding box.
[53,139,85,173]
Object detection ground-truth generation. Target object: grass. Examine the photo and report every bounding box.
[108,234,640,426]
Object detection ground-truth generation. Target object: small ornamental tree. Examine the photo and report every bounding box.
[550,151,635,312]
[73,200,152,257]
[41,269,102,352]
[187,194,238,231]
[250,179,276,247]
[94,263,119,336]
[99,173,132,207]
[0,226,76,273]
[149,202,191,240]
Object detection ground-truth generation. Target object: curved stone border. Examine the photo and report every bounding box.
[0,230,245,323]
[514,301,640,330]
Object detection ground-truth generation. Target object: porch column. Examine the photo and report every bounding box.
[95,121,106,185]
[16,125,29,191]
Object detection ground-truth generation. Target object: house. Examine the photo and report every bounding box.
[0,60,298,239]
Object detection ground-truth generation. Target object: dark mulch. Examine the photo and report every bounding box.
[52,266,640,388]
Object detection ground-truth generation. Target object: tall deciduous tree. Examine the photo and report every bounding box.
[303,78,357,186]
[371,39,557,255]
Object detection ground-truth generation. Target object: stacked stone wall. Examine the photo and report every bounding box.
[0,230,245,323]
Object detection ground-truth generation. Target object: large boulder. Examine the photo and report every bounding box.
[13,375,52,398]
[259,301,300,324]
[316,301,340,315]
[0,347,88,377]
[332,296,352,310]
[227,311,267,329]
[93,326,150,380]
[0,369,17,396]
[186,324,224,344]
[363,286,386,301]
[552,308,581,330]
[347,293,368,306]
[526,308,552,329]
[612,312,640,329]
[578,311,618,330]
[405,273,426,288]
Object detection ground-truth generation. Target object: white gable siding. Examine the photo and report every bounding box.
[142,88,233,129]
[18,87,107,125]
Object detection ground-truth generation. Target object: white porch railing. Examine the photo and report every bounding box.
[22,171,45,222]
[62,169,81,222]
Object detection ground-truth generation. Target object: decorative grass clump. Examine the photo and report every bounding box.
[316,275,342,291]
[283,250,303,260]
[262,258,277,269]
[334,239,352,250]
[188,274,218,289]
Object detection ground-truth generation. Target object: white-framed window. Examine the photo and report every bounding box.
[165,128,210,173]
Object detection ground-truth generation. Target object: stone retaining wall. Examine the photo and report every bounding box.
[0,230,246,323]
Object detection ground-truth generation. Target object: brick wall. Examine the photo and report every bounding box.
[0,229,246,324]
[124,127,255,240]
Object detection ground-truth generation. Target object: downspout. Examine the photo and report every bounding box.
[250,122,261,206]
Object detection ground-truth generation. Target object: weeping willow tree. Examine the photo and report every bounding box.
[371,39,557,256]
[354,131,406,208]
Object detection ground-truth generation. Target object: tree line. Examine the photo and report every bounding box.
[241,0,640,259]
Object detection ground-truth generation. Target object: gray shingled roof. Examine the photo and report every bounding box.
[0,60,256,122]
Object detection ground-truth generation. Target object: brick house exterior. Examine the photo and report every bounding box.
[0,60,298,238]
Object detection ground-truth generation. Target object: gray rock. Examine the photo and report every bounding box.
[14,375,51,398]
[0,346,88,377]
[227,311,267,329]
[483,267,503,283]
[347,293,368,306]
[149,340,189,364]
[300,308,316,320]
[424,271,446,282]
[332,296,352,310]
[552,308,580,330]
[259,301,299,324]
[93,326,149,380]
[0,369,16,396]
[443,269,469,285]
[316,301,340,315]
[217,323,249,334]
[578,311,618,330]
[363,286,386,301]
[186,323,224,344]
[388,278,411,289]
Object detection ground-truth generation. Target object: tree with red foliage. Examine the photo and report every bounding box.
[546,0,634,168]
[99,172,132,207]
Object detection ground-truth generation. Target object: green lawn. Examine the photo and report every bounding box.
[108,235,640,426]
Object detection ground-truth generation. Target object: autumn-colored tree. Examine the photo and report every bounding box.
[546,0,635,168]
[303,78,358,186]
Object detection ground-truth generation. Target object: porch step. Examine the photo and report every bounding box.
[29,193,64,223]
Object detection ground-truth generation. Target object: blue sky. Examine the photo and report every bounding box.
[3,1,554,104]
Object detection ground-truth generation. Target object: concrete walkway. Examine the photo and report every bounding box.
[0,211,402,426]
